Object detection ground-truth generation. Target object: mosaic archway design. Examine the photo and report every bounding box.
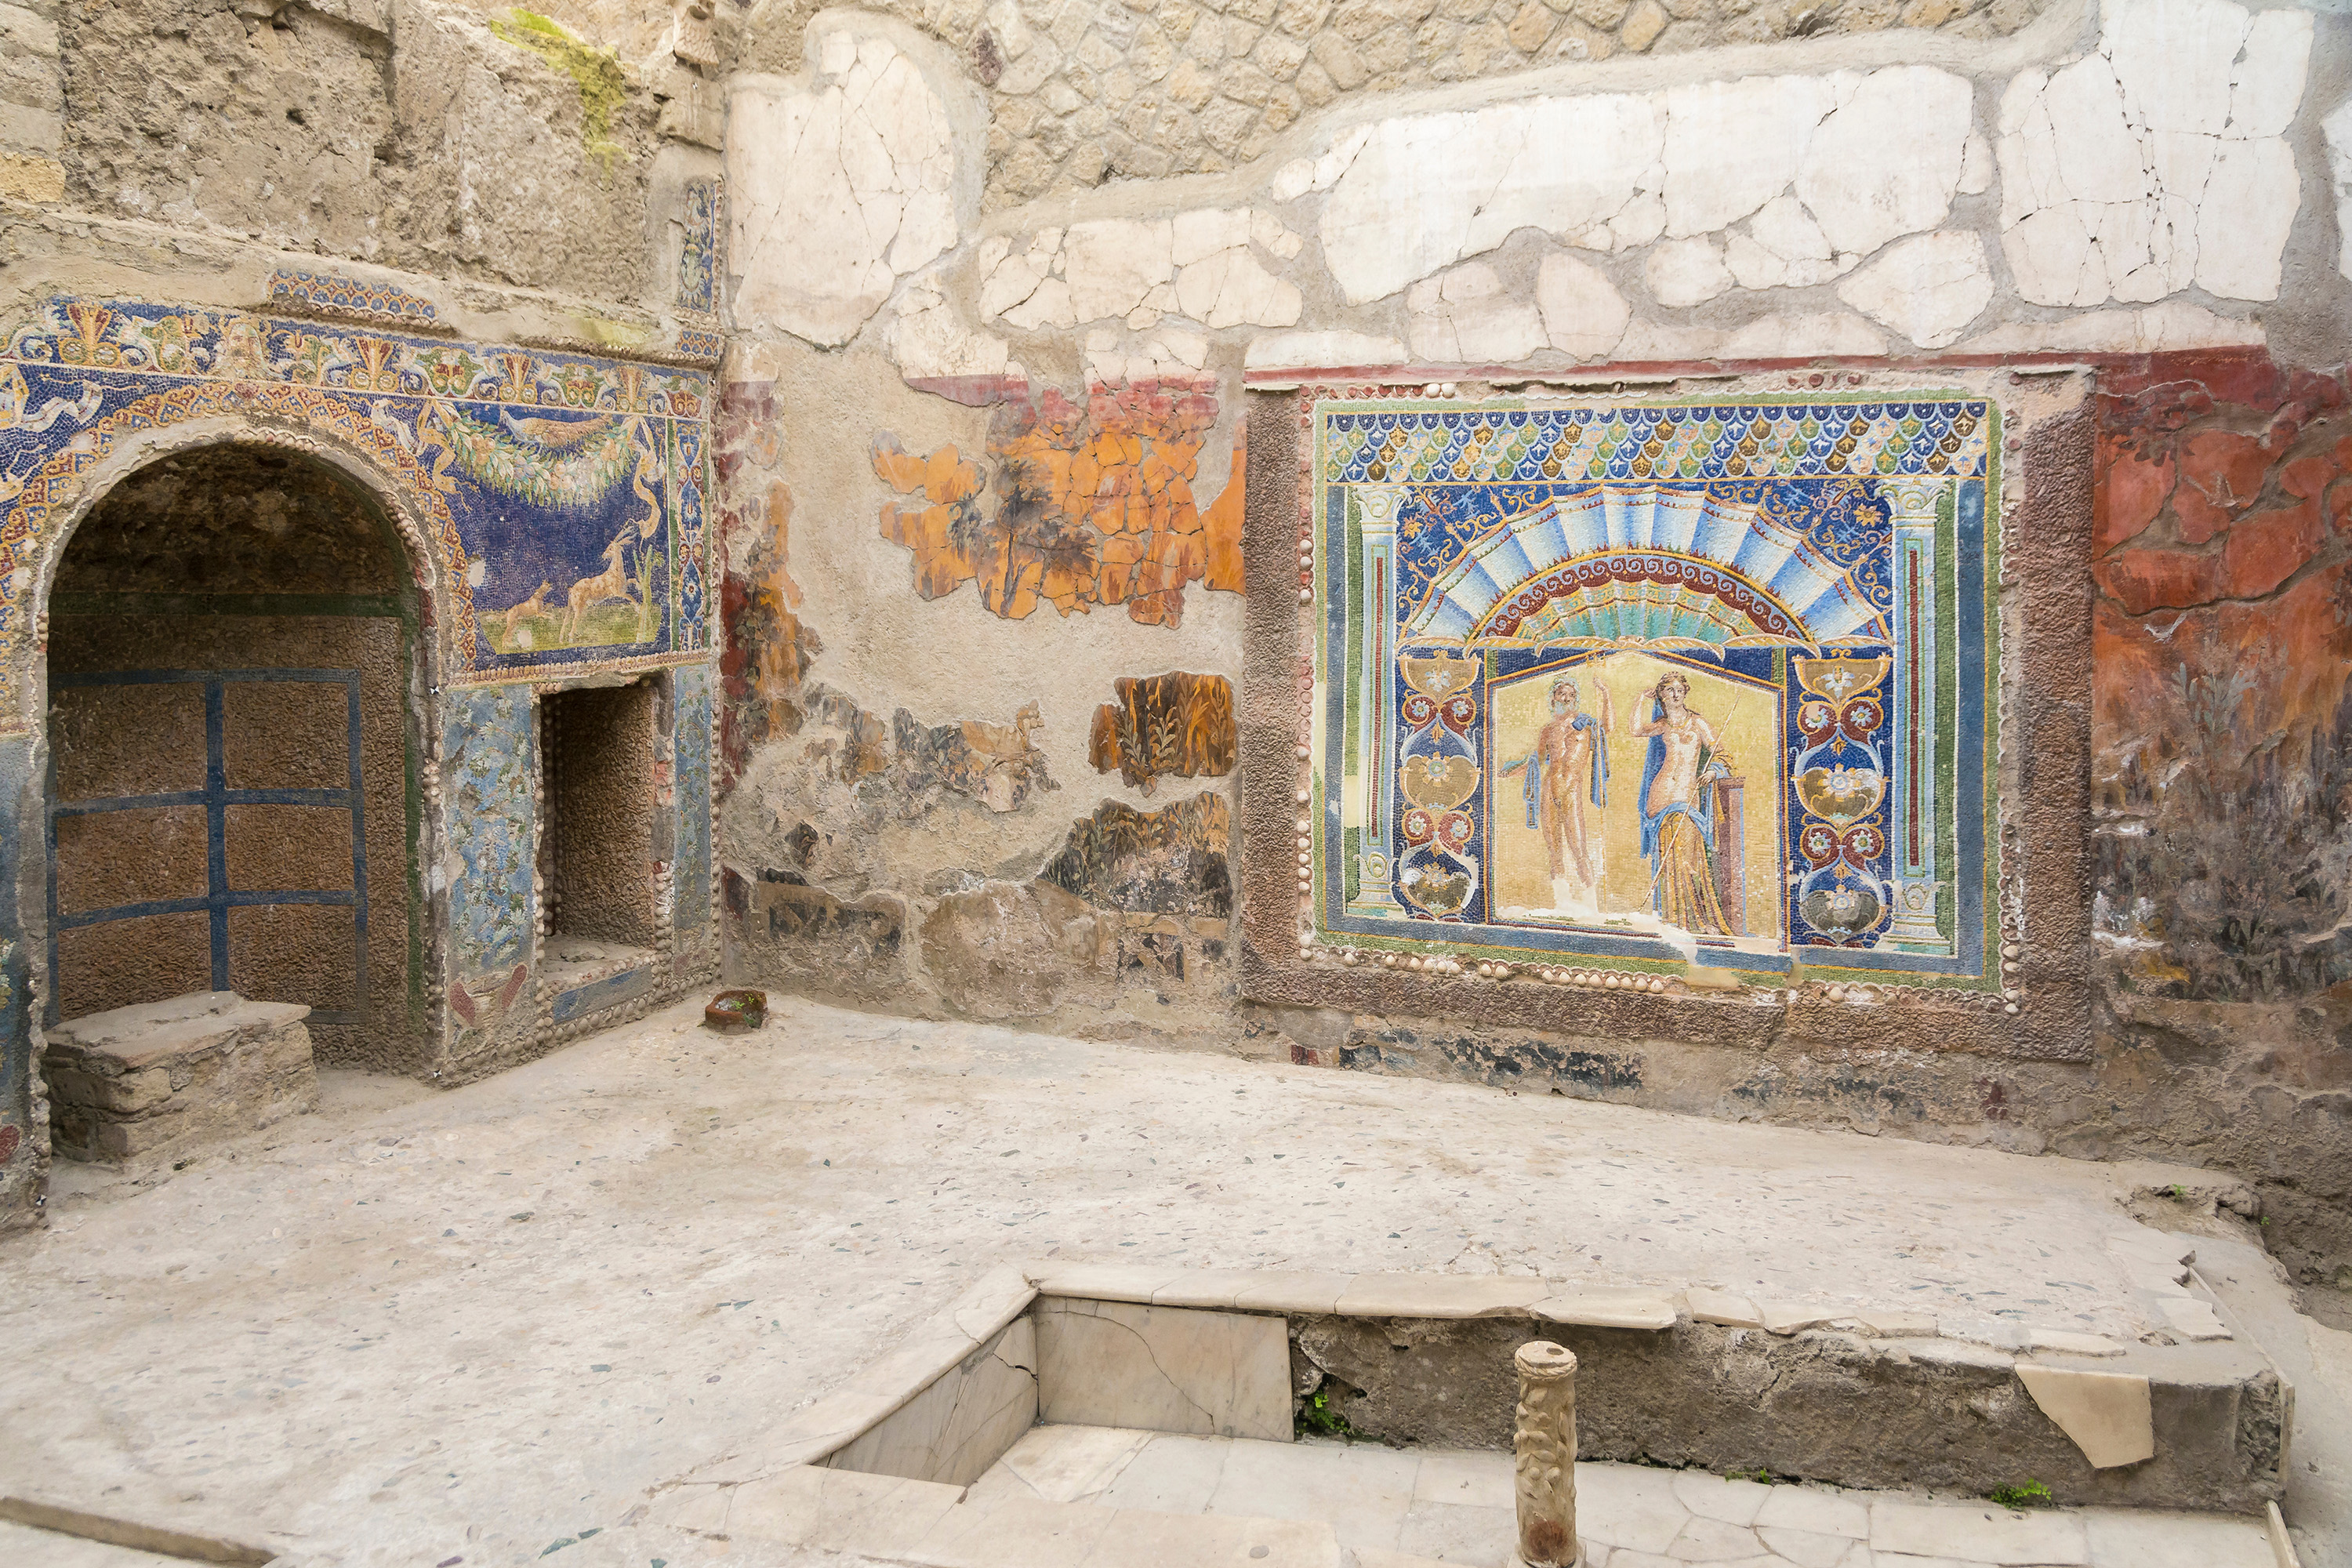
[1312,395,2001,990]
[1,298,715,738]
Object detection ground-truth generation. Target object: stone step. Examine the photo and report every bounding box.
[45,991,314,1163]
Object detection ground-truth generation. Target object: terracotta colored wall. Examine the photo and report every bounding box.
[2085,351,2352,1283]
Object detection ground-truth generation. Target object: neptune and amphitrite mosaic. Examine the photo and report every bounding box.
[1310,394,2001,991]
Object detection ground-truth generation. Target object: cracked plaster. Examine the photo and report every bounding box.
[725,0,2333,379]
[1994,0,2314,306]
[1837,230,1998,348]
[977,208,1306,332]
[2328,96,2352,284]
[1310,61,1973,306]
[729,18,975,347]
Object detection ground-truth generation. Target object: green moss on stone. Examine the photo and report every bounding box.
[489,9,630,170]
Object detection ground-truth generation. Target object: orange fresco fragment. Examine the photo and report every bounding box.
[1203,436,1246,593]
[869,379,1244,627]
[2094,447,2171,554]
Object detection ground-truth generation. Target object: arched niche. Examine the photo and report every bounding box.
[31,429,445,1073]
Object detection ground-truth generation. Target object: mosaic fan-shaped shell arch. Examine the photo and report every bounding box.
[1403,486,1883,652]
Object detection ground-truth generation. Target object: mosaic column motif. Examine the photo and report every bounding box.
[673,663,714,963]
[1884,478,1949,953]
[1345,486,1406,917]
[1396,651,1483,920]
[443,685,535,1040]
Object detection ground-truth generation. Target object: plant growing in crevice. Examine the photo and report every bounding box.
[1989,1479,2053,1510]
[1296,1376,1363,1441]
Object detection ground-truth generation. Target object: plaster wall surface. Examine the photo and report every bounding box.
[688,0,2352,1295]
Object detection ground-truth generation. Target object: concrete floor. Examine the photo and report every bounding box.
[0,994,2343,1566]
[970,1424,2279,1566]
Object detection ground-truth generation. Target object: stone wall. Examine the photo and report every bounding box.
[730,0,2062,205]
[2,0,2348,1290]
[0,0,729,1222]
[705,0,2352,1290]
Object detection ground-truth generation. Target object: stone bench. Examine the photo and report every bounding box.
[45,992,315,1163]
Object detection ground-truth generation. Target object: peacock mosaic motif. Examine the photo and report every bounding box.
[1311,394,2003,991]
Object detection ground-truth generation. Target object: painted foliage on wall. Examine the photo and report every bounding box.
[0,297,713,724]
[871,380,1246,627]
[1088,672,1236,794]
[2092,354,2352,1001]
[1311,394,2002,992]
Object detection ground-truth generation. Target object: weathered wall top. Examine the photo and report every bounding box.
[731,0,2067,206]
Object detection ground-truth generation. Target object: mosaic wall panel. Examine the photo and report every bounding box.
[673,662,714,956]
[444,684,535,1033]
[0,298,715,731]
[677,178,722,316]
[1311,394,2002,989]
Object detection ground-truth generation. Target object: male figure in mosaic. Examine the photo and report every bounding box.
[1502,672,1610,916]
[1631,671,1733,935]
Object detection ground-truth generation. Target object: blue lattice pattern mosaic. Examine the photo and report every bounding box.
[1313,393,2002,992]
[267,268,441,326]
[673,326,724,362]
[1322,402,1991,487]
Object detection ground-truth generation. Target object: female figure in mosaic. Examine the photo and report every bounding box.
[1631,671,1733,935]
[1503,672,1610,916]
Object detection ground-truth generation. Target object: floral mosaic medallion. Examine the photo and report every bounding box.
[1309,394,2003,991]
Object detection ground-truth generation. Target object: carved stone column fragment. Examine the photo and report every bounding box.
[1512,1340,1584,1568]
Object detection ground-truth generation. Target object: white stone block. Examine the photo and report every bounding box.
[1033,1299,1292,1440]
[2082,1509,2278,1568]
[1536,252,1632,360]
[1996,0,2311,307]
[1319,95,1661,303]
[1793,65,1973,257]
[826,1316,1038,1487]
[1243,331,1406,372]
[1406,263,1543,364]
[1836,231,1993,349]
[2328,98,2352,283]
[1718,312,1884,360]
[2016,1364,2155,1468]
[1645,236,1733,308]
[729,26,962,347]
[1686,1288,1765,1329]
[1661,74,1836,239]
[1869,1498,2089,1564]
[1063,218,1174,322]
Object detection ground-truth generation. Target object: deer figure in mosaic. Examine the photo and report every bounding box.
[502,581,554,645]
[563,535,641,643]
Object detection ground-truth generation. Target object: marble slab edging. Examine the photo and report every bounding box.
[647,1247,2289,1521]
[657,1264,1038,1487]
